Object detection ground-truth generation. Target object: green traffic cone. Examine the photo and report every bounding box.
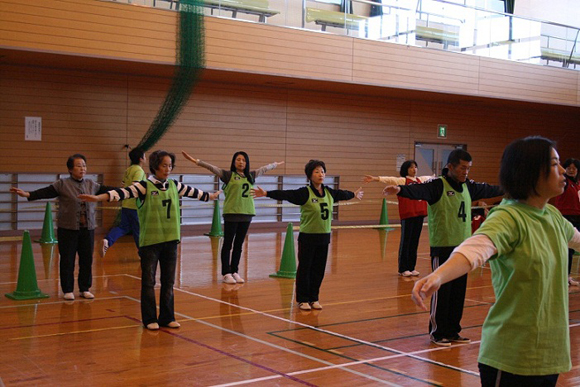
[378,229,389,261]
[205,200,224,237]
[379,198,393,231]
[35,202,57,243]
[6,231,49,300]
[270,223,297,279]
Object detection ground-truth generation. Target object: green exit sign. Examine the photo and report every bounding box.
[437,124,447,138]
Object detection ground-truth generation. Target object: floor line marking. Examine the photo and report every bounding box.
[120,295,398,386]
[122,274,480,377]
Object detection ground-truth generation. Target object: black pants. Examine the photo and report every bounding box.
[398,216,424,273]
[479,363,558,387]
[429,247,467,340]
[57,227,94,293]
[221,220,251,275]
[139,241,178,326]
[296,241,329,303]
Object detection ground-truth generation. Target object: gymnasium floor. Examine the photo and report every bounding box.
[1,226,579,386]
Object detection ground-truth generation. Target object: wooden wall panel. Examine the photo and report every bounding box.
[478,57,579,105]
[2,0,579,107]
[2,62,580,225]
[0,0,177,62]
[353,40,481,95]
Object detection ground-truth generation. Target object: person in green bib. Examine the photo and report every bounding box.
[411,136,580,386]
[253,160,363,311]
[384,149,503,346]
[101,147,147,257]
[182,151,283,284]
[80,150,221,330]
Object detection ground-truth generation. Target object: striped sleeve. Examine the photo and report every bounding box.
[175,180,209,201]
[108,181,147,202]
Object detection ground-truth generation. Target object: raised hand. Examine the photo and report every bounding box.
[181,151,199,165]
[354,187,364,200]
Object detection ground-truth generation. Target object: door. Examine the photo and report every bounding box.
[415,143,466,177]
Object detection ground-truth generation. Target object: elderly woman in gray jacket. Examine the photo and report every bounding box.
[11,154,112,301]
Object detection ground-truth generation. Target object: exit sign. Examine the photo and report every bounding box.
[437,124,447,138]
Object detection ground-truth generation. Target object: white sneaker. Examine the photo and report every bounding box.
[411,270,420,276]
[232,273,245,283]
[223,274,236,284]
[399,271,413,277]
[310,301,323,310]
[80,291,94,299]
[298,302,311,310]
[569,277,580,286]
[101,239,109,258]
[63,292,75,300]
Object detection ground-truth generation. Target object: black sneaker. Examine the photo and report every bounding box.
[431,338,451,347]
[449,335,471,343]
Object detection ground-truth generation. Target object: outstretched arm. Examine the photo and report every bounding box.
[10,187,30,198]
[411,253,472,310]
[78,193,110,202]
[252,186,267,198]
[383,185,401,196]
[181,151,200,166]
[362,175,378,184]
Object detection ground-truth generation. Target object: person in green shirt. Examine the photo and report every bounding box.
[253,160,363,311]
[101,147,146,257]
[80,150,221,330]
[411,136,580,386]
[182,151,283,284]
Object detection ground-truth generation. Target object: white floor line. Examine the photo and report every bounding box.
[123,274,480,378]
[121,295,398,386]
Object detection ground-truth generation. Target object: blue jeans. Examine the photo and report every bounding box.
[139,241,178,326]
[105,208,140,248]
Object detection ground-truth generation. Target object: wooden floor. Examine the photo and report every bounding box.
[1,226,580,386]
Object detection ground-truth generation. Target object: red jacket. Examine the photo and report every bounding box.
[398,177,428,219]
[554,175,580,216]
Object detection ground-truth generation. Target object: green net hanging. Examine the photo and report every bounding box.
[137,0,205,151]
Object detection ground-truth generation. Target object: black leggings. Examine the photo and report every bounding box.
[478,363,558,387]
[221,220,251,275]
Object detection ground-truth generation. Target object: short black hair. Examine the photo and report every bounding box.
[399,160,417,177]
[304,159,326,180]
[129,148,145,165]
[499,136,555,200]
[447,149,472,166]
[563,158,580,179]
[230,151,254,185]
[148,150,175,175]
[66,154,86,170]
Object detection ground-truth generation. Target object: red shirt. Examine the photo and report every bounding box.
[554,175,580,216]
[398,177,428,219]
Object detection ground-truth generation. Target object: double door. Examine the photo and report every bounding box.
[414,143,466,177]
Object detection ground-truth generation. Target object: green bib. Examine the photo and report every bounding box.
[137,180,180,247]
[223,173,255,215]
[300,186,333,234]
[427,178,472,247]
[122,164,146,210]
